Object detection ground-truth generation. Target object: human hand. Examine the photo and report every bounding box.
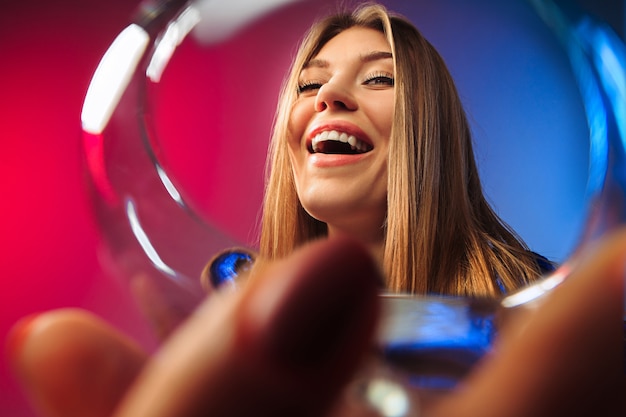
[6,232,626,417]
[7,237,381,417]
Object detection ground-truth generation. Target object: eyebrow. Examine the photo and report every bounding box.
[303,50,393,69]
[361,50,393,63]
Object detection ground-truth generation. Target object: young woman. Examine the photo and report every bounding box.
[256,3,548,297]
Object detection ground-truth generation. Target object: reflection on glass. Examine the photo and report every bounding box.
[82,24,149,135]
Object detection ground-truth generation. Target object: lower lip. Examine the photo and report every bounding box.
[308,152,370,168]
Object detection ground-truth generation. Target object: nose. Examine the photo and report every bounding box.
[314,82,357,112]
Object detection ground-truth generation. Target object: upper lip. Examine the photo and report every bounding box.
[305,121,373,151]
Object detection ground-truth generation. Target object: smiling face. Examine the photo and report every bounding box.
[287,27,395,245]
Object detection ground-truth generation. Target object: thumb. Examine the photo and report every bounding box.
[7,309,148,417]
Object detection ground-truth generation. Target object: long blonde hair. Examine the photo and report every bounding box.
[259,3,543,297]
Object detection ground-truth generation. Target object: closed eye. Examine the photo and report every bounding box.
[297,81,324,95]
[363,73,394,87]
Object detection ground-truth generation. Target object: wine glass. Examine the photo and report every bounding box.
[80,0,625,414]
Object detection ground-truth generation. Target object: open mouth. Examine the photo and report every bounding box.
[308,130,373,155]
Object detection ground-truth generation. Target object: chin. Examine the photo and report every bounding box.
[301,196,385,226]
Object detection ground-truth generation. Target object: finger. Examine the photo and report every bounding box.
[7,309,148,417]
[433,228,626,417]
[113,237,382,417]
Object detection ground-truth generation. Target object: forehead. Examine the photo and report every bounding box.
[314,27,391,61]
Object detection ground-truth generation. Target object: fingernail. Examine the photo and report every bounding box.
[238,238,381,373]
[6,314,39,362]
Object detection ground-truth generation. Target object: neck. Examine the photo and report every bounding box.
[326,225,385,267]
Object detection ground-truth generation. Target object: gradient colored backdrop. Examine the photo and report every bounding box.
[1,0,622,415]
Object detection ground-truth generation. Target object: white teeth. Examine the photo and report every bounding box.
[311,130,371,153]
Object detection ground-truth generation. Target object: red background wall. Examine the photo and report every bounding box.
[0,2,152,415]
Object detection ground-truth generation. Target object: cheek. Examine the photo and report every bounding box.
[362,95,394,142]
[288,100,313,143]
[378,100,395,138]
